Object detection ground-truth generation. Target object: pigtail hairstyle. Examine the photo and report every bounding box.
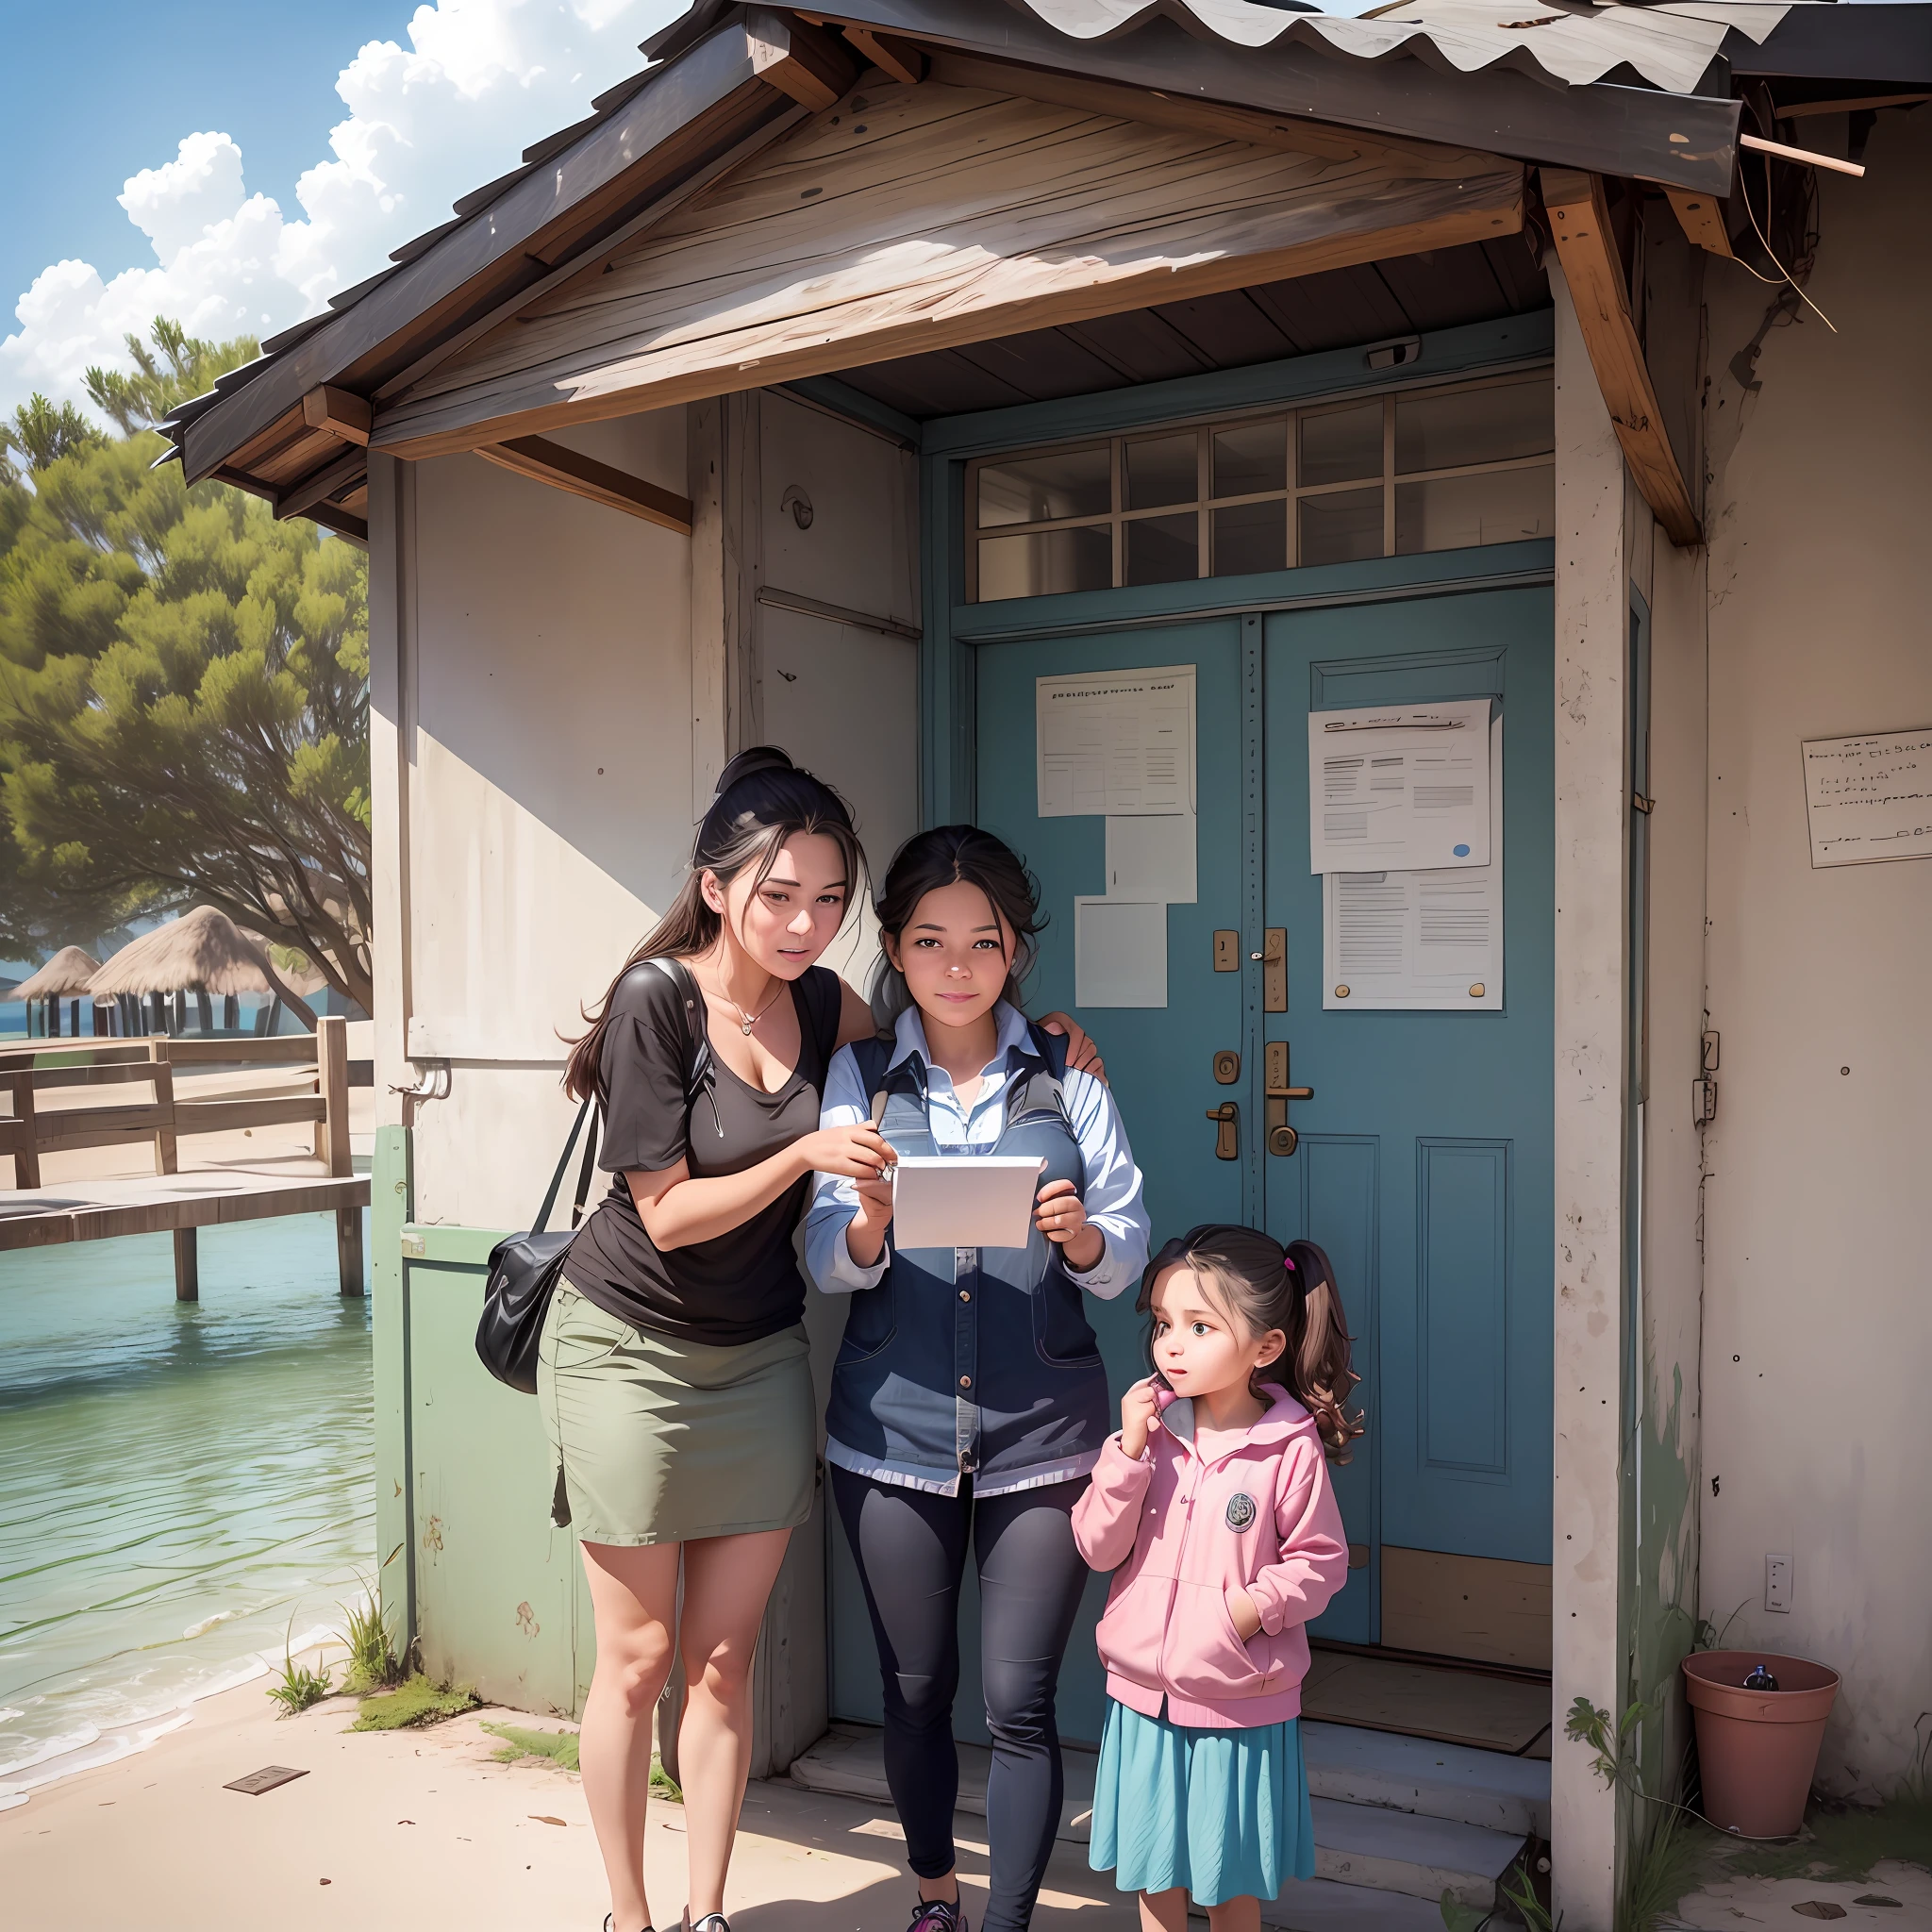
[1137,1224,1365,1461]
[868,824,1045,1033]
[563,747,864,1103]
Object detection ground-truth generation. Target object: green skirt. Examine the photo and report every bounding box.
[537,1280,815,1546]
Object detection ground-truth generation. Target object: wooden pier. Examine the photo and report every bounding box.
[0,1016,370,1298]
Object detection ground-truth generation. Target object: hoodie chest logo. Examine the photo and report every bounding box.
[1224,1492,1257,1532]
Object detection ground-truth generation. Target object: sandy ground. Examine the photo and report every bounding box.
[4,1649,1139,1932]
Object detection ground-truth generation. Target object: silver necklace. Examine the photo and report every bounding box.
[724,980,785,1036]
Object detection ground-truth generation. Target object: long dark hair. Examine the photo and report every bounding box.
[868,824,1044,1032]
[564,747,863,1102]
[1139,1224,1364,1460]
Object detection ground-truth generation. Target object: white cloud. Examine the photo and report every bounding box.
[0,0,685,420]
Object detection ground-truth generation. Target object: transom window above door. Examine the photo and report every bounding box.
[968,371,1554,603]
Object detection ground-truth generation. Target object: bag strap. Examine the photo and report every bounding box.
[621,957,711,1108]
[534,1094,598,1234]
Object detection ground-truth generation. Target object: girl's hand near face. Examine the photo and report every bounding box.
[1119,1375,1161,1458]
[1035,1176,1103,1272]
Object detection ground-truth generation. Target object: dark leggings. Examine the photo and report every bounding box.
[831,1468,1091,1932]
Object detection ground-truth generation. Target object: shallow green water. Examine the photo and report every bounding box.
[0,1215,373,1787]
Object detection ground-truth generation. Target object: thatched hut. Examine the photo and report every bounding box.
[89,908,318,1036]
[9,946,109,1038]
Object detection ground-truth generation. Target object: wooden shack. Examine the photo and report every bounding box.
[162,4,1932,1920]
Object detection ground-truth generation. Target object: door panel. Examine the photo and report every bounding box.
[1263,588,1555,1653]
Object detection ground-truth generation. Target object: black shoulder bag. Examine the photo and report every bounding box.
[474,958,708,1393]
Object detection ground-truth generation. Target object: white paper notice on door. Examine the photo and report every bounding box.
[1324,718,1503,1010]
[1801,727,1932,867]
[1038,666,1195,817]
[1074,897,1169,1008]
[1307,697,1491,874]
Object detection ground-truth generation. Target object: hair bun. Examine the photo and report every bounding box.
[714,746,795,797]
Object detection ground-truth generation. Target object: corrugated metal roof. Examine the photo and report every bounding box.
[1000,0,1791,94]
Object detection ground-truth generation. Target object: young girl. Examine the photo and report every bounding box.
[1073,1225,1363,1932]
[805,825,1149,1932]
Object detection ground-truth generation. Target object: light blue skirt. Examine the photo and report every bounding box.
[1089,1699,1316,1906]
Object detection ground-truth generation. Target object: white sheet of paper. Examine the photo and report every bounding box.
[1105,812,1197,903]
[1038,666,1195,817]
[1307,697,1491,873]
[891,1155,1045,1250]
[1324,718,1504,1010]
[1074,896,1168,1007]
[1801,727,1932,867]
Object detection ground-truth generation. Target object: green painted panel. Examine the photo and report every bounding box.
[401,1223,508,1266]
[373,1125,414,1655]
[405,1257,578,1714]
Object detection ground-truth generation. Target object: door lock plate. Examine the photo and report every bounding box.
[1264,1041,1313,1157]
[1212,1050,1241,1084]
[1213,930,1240,973]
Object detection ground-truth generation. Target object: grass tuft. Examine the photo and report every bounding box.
[650,1755,682,1803]
[338,1585,400,1696]
[482,1722,581,1773]
[347,1674,478,1732]
[1725,1794,1932,1886]
[266,1652,334,1717]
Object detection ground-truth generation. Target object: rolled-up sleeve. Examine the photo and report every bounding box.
[1060,1066,1149,1301]
[803,1042,886,1294]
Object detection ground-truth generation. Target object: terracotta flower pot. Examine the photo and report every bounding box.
[1683,1650,1840,1838]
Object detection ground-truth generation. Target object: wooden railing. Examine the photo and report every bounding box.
[0,1018,360,1190]
[0,1020,369,1306]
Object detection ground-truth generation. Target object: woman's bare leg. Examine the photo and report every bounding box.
[1206,1899,1260,1932]
[675,1527,793,1921]
[1139,1889,1189,1932]
[578,1540,682,1932]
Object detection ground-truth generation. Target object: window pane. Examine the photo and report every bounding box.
[977,525,1112,600]
[977,446,1110,527]
[1212,501,1286,577]
[1125,434,1197,510]
[1299,488,1384,567]
[1299,402,1382,486]
[1395,465,1554,554]
[1212,421,1287,498]
[1125,513,1197,586]
[1395,375,1554,475]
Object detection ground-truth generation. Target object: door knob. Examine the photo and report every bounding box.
[1205,1102,1240,1161]
[1264,1041,1313,1158]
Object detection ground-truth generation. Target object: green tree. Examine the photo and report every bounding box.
[0,333,371,1007]
[0,393,106,487]
[84,318,259,436]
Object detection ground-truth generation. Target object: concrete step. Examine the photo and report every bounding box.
[1260,1877,1454,1932]
[1303,1719,1551,1839]
[790,1724,1525,1910]
[1311,1795,1524,1908]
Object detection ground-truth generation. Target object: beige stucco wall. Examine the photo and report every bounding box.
[1700,110,1932,1795]
[386,408,695,1227]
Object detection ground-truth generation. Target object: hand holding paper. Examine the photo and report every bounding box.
[1035,1176,1103,1272]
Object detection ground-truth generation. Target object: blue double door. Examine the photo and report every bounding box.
[973,583,1553,1719]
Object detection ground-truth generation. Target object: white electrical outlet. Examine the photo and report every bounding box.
[1766,1553,1792,1613]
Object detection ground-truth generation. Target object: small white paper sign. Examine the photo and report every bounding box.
[1038,666,1195,817]
[1801,728,1932,867]
[1104,812,1196,903]
[1074,897,1168,1008]
[1307,698,1492,873]
[1324,718,1504,1010]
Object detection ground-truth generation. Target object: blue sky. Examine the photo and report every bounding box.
[2,1,409,349]
[0,0,682,416]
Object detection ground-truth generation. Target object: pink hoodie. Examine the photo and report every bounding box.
[1072,1385,1349,1729]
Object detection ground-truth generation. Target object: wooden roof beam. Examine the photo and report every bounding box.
[747,9,858,112]
[301,385,373,444]
[475,435,694,534]
[1663,185,1732,258]
[276,447,368,522]
[839,25,925,85]
[1541,167,1700,548]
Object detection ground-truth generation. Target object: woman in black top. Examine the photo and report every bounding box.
[545,750,1097,1932]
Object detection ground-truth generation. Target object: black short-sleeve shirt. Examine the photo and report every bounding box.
[564,962,840,1346]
